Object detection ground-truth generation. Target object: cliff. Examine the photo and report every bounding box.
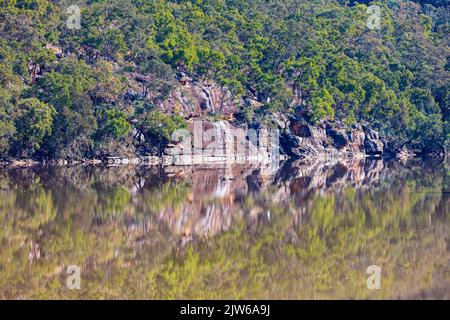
[156,76,398,163]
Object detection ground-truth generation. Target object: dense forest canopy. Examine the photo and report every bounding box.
[0,0,448,159]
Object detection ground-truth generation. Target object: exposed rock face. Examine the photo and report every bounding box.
[151,74,392,161]
[279,116,386,159]
[362,125,384,156]
[161,113,388,163]
[282,122,330,157]
[364,139,384,156]
[160,76,239,117]
[326,127,349,149]
[164,119,283,166]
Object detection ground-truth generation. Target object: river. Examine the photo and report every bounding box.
[0,159,448,299]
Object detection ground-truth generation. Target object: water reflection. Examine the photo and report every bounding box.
[0,159,448,299]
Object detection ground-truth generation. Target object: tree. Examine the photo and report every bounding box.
[0,0,447,157]
[308,87,335,123]
[0,107,15,157]
[13,98,55,157]
[31,58,97,158]
[138,110,187,155]
[99,28,127,60]
[92,106,134,157]
[95,108,131,140]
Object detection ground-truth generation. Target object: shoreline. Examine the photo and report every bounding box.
[0,154,290,168]
[0,152,445,168]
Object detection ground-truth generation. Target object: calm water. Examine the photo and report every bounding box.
[0,159,448,299]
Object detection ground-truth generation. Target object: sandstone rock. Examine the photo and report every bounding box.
[362,125,384,156]
[364,139,384,156]
[280,116,385,158]
[326,127,349,149]
[160,77,239,117]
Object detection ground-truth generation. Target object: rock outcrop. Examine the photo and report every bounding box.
[160,74,239,117]
[279,115,387,159]
[164,119,283,166]
[362,125,384,157]
[133,72,412,162]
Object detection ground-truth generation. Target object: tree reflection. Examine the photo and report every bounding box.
[0,159,448,299]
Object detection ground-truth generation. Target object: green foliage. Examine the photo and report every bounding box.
[13,98,55,157]
[139,110,187,155]
[0,91,15,156]
[96,108,131,140]
[0,0,448,158]
[29,58,98,158]
[309,87,336,123]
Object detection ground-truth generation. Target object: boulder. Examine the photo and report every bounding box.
[364,139,384,156]
[326,127,349,149]
[281,117,385,158]
[281,120,332,157]
[362,125,384,156]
